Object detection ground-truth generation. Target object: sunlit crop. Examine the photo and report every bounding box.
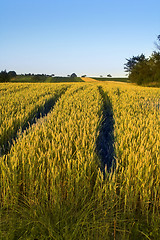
[0,82,160,239]
[0,83,68,155]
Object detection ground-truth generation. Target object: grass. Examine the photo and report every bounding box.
[45,76,84,83]
[92,77,129,82]
[11,76,36,82]
[142,81,160,88]
[11,76,84,83]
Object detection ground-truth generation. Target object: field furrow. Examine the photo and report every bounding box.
[0,84,69,155]
[1,84,103,206]
[102,83,160,213]
[96,86,115,172]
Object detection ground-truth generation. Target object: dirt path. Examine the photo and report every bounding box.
[81,77,98,82]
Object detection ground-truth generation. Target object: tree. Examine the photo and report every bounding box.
[124,54,154,84]
[124,54,146,74]
[8,71,16,79]
[107,74,112,77]
[70,73,77,78]
[0,70,10,82]
[129,59,153,85]
[81,75,86,77]
[148,51,160,82]
[124,34,160,85]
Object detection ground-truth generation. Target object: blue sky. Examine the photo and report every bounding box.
[1,0,160,77]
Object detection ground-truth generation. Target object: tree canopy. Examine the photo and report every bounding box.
[8,71,16,78]
[0,70,10,82]
[70,73,77,78]
[124,54,146,74]
[124,35,160,85]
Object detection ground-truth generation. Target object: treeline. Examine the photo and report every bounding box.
[26,74,49,82]
[0,70,16,82]
[0,71,52,83]
[124,35,160,86]
[0,72,79,83]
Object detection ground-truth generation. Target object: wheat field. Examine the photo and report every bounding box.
[0,82,160,239]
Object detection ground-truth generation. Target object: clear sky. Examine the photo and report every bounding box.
[1,0,160,77]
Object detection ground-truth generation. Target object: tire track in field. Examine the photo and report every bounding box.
[1,87,68,156]
[96,86,116,173]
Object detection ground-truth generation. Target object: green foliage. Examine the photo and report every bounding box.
[32,74,48,82]
[70,73,77,78]
[0,70,10,82]
[125,35,160,86]
[45,77,83,83]
[8,71,16,79]
[11,76,83,83]
[124,54,146,74]
[150,52,160,82]
[93,77,129,82]
[129,58,152,85]
[127,52,160,85]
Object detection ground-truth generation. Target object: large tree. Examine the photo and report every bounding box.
[129,58,153,85]
[149,51,160,82]
[124,54,146,74]
[124,35,160,85]
[8,71,16,79]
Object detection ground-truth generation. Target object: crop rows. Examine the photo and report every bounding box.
[0,83,68,155]
[101,83,160,238]
[1,84,109,239]
[0,82,160,239]
[1,84,102,204]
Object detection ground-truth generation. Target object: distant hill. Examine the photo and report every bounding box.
[11,76,84,83]
[45,77,84,83]
[10,75,129,83]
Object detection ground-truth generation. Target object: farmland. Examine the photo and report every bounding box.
[91,77,129,83]
[0,82,160,239]
[10,75,84,83]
